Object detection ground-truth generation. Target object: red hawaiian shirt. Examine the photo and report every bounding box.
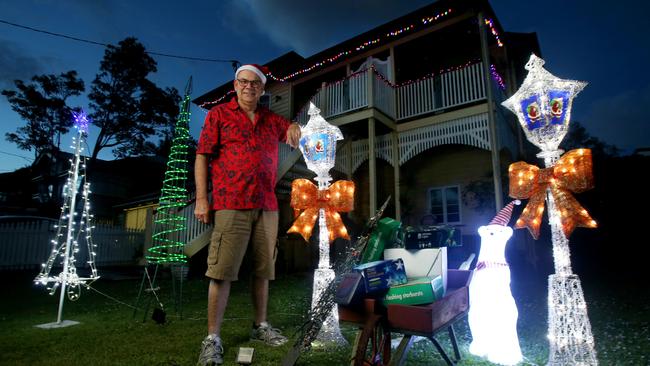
[197,97,291,210]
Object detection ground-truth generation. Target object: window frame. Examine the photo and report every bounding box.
[427,185,462,225]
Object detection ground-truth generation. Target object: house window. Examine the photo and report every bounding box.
[428,185,461,224]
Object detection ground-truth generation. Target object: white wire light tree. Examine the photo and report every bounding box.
[288,103,354,346]
[502,54,598,365]
[34,110,100,328]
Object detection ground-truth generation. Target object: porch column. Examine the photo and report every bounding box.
[366,68,374,109]
[368,117,377,216]
[346,140,353,179]
[391,131,401,221]
[478,12,504,210]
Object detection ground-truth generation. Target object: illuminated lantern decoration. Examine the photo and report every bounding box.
[502,54,598,365]
[469,200,523,365]
[298,102,343,185]
[288,102,353,346]
[502,54,586,153]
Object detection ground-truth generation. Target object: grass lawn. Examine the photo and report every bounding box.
[0,267,647,366]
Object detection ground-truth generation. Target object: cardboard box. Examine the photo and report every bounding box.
[383,276,444,306]
[403,225,456,249]
[361,217,402,263]
[353,259,407,293]
[384,247,448,290]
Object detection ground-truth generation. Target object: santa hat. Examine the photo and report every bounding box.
[235,64,268,84]
[489,200,521,226]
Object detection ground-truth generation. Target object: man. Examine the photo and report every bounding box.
[195,64,301,366]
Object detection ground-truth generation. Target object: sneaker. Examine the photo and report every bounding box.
[197,334,224,366]
[251,321,288,346]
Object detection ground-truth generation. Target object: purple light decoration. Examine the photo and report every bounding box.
[491,64,506,90]
[72,110,90,134]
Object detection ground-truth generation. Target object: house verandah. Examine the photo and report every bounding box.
[274,73,517,245]
[188,0,540,260]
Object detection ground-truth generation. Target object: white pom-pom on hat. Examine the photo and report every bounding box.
[235,64,268,84]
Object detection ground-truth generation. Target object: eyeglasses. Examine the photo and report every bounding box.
[236,78,263,88]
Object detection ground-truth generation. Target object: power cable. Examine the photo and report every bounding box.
[0,149,33,162]
[0,18,240,68]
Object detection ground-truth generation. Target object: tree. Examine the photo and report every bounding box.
[2,71,84,157]
[88,37,180,160]
[560,121,620,159]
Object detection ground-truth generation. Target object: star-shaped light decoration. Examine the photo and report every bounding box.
[72,109,90,134]
[501,54,587,152]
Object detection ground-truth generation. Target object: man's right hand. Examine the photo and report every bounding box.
[194,197,211,224]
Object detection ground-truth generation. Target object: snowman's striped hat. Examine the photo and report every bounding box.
[489,200,521,226]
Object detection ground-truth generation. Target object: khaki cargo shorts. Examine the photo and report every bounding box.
[205,209,278,281]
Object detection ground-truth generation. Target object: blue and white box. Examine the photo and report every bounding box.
[353,258,408,293]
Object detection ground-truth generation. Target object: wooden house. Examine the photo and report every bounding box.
[189,0,541,263]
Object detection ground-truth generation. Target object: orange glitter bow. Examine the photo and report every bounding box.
[509,148,597,239]
[287,178,355,243]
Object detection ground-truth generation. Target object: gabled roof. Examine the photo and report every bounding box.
[192,51,305,107]
[297,0,497,75]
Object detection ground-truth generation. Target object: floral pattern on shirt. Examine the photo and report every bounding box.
[197,97,290,210]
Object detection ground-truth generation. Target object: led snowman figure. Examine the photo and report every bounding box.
[468,200,523,365]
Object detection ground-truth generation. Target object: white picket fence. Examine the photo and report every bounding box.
[0,218,145,270]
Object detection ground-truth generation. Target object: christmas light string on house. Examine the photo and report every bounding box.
[199,7,510,110]
[287,61,507,119]
[198,89,235,109]
[267,8,455,82]
[146,87,193,264]
[484,18,504,47]
[490,64,506,90]
[34,110,100,327]
[422,9,452,24]
[201,60,507,113]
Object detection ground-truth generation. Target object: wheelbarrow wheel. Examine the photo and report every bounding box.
[353,314,391,366]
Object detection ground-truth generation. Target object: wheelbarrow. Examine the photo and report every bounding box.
[339,269,473,366]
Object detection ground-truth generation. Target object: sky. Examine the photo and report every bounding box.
[0,0,648,172]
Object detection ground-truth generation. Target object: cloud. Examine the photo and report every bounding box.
[0,39,45,88]
[582,85,650,151]
[222,0,431,56]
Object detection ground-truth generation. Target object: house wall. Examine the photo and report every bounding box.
[266,82,292,119]
[124,204,156,230]
[397,144,497,235]
[325,143,506,235]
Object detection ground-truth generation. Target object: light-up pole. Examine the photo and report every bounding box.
[34,110,99,328]
[288,103,351,346]
[502,54,598,365]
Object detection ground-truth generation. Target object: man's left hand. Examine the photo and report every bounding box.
[286,123,301,148]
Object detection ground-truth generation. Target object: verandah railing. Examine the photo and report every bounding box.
[296,62,486,123]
